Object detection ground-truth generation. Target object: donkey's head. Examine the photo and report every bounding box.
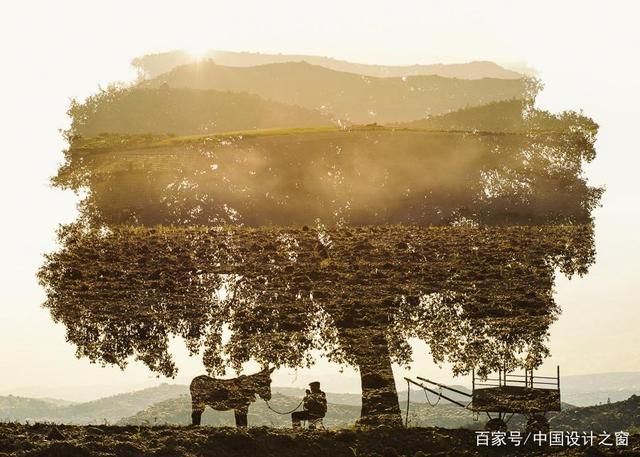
[254,366,275,401]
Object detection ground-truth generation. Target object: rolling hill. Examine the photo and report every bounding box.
[393,99,595,133]
[0,396,60,422]
[0,384,186,424]
[99,392,640,432]
[68,86,333,137]
[117,392,478,429]
[139,61,526,123]
[5,380,640,432]
[276,386,473,406]
[0,386,477,428]
[560,372,640,407]
[132,49,524,80]
[549,394,640,432]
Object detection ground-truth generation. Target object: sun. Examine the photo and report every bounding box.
[187,46,209,60]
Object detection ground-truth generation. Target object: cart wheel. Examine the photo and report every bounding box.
[485,418,507,432]
[525,414,549,433]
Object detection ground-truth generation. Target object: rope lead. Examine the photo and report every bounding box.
[264,398,305,415]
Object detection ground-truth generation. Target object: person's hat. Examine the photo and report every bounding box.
[309,381,320,388]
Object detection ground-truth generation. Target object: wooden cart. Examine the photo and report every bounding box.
[405,366,561,431]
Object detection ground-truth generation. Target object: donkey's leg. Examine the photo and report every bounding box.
[234,405,249,428]
[191,400,205,426]
[234,411,247,427]
[190,377,208,426]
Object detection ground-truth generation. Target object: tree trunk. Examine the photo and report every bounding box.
[354,338,403,427]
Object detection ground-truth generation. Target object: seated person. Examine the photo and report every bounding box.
[292,381,327,429]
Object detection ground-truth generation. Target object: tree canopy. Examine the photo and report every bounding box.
[40,223,594,377]
[41,79,601,425]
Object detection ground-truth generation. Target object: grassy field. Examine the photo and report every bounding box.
[67,123,573,154]
[68,126,347,152]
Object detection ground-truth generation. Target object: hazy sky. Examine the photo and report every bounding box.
[1,1,639,401]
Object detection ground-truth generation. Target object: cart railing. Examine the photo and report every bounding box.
[472,366,560,390]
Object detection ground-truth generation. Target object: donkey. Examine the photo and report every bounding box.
[190,367,274,427]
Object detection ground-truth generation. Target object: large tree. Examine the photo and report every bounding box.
[40,223,594,426]
[40,94,600,426]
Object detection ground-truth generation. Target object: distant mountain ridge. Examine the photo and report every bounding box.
[393,99,596,134]
[276,386,473,406]
[560,372,640,406]
[3,373,638,425]
[549,394,640,432]
[0,384,186,424]
[118,392,478,429]
[6,371,632,408]
[0,384,475,425]
[9,387,634,433]
[132,49,524,81]
[140,61,526,123]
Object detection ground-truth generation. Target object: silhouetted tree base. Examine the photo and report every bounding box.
[352,339,403,428]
